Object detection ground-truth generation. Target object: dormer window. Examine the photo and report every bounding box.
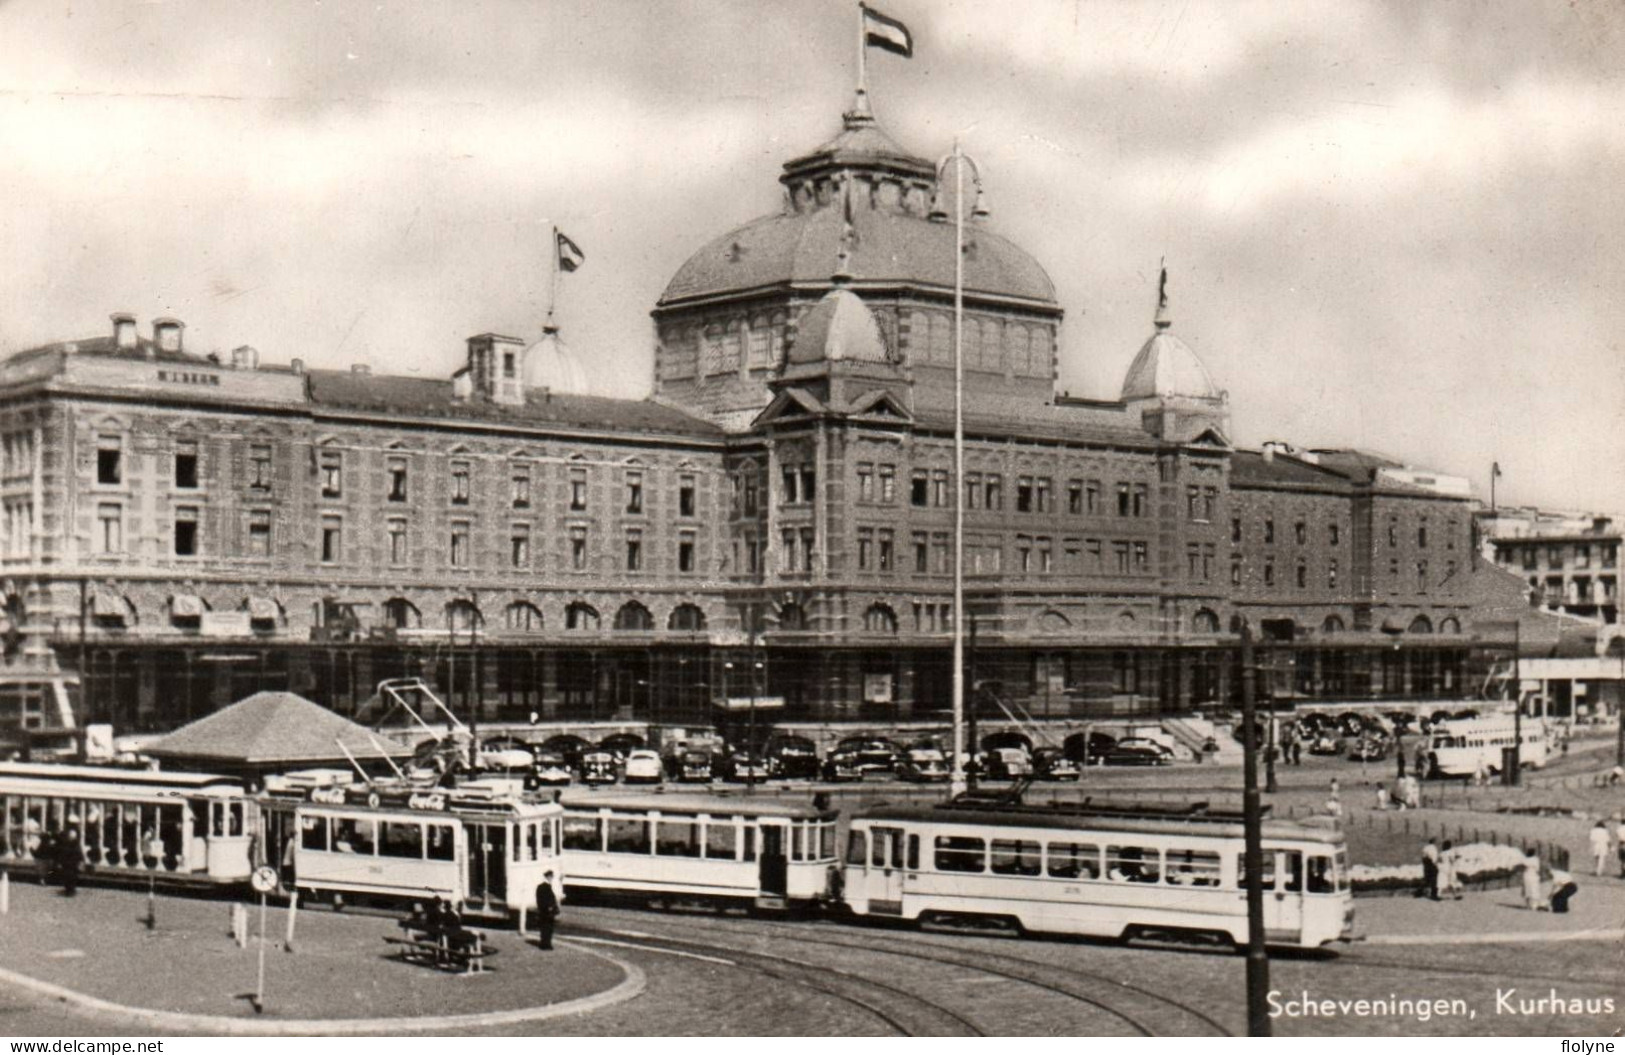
[502,351,516,379]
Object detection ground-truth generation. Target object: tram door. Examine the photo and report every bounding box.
[758,822,788,898]
[1265,850,1305,944]
[866,826,905,915]
[467,822,509,910]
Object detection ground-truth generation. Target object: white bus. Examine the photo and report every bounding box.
[1425,715,1547,778]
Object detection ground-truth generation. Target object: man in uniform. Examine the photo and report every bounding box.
[534,872,560,950]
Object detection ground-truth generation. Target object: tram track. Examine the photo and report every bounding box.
[566,911,1231,1037]
[565,922,982,1037]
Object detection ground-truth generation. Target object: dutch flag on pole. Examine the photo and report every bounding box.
[861,3,913,58]
[556,230,585,273]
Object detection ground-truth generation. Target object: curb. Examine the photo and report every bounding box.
[1361,928,1625,946]
[0,939,646,1036]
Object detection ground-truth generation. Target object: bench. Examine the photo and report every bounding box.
[384,930,497,974]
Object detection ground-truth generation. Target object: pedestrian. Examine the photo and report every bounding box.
[1521,853,1545,910]
[1291,738,1302,766]
[1438,840,1462,900]
[1403,774,1421,810]
[1325,796,1343,820]
[57,825,81,897]
[1614,816,1625,879]
[1375,785,1390,811]
[1589,820,1611,877]
[1473,758,1488,788]
[1413,745,1430,781]
[1549,867,1578,914]
[534,871,560,950]
[1417,837,1439,900]
[1329,776,1340,799]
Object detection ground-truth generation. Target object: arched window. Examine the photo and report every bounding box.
[1116,610,1137,632]
[1037,609,1071,633]
[1321,614,1346,634]
[383,598,421,630]
[668,604,707,632]
[862,603,898,634]
[1408,615,1433,634]
[613,601,654,631]
[446,600,483,632]
[1191,609,1220,634]
[778,602,808,631]
[505,601,544,631]
[1439,616,1460,634]
[565,602,600,631]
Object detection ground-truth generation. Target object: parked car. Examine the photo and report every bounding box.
[539,734,592,770]
[822,743,867,782]
[666,746,715,783]
[579,749,618,785]
[623,748,664,785]
[896,746,950,782]
[980,731,1035,756]
[1033,746,1080,781]
[833,737,901,774]
[1100,741,1173,767]
[1117,737,1176,762]
[1347,737,1389,763]
[1307,733,1343,756]
[531,751,573,787]
[982,746,1034,780]
[1063,730,1118,765]
[598,733,647,760]
[718,750,771,783]
[765,735,821,780]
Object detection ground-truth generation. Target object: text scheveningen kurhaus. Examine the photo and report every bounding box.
[1270,989,1616,1023]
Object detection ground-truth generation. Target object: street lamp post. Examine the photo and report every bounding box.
[932,141,988,798]
[1238,622,1272,1037]
[1511,618,1522,786]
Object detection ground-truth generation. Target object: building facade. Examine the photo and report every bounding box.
[1478,508,1621,625]
[0,95,1485,734]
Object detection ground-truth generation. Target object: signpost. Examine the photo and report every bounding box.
[249,865,278,1013]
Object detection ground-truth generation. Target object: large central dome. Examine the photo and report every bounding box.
[657,108,1057,309]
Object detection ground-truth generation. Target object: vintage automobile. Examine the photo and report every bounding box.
[833,737,901,774]
[1099,741,1173,767]
[765,735,821,780]
[1347,736,1389,763]
[597,733,647,760]
[1032,746,1081,781]
[665,746,715,783]
[579,750,619,785]
[531,751,573,787]
[822,743,867,782]
[538,734,592,770]
[622,749,665,785]
[981,746,1034,780]
[717,750,771,783]
[896,746,950,783]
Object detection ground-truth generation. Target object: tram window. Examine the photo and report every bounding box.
[657,820,701,857]
[300,816,329,852]
[1334,850,1348,891]
[743,825,757,863]
[1282,851,1304,893]
[1046,841,1100,880]
[991,839,1042,876]
[606,816,651,855]
[563,815,603,852]
[526,823,541,862]
[934,836,987,874]
[229,802,244,837]
[333,817,376,855]
[704,819,737,860]
[1166,849,1221,887]
[380,821,423,859]
[1306,855,1335,894]
[1106,845,1160,883]
[1236,851,1277,890]
[790,823,805,862]
[427,824,456,861]
[820,823,837,861]
[845,830,867,866]
[906,834,919,871]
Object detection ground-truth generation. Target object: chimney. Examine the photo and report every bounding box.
[110,312,138,350]
[351,363,371,376]
[1262,446,1275,464]
[290,358,305,375]
[152,317,184,354]
[230,345,259,371]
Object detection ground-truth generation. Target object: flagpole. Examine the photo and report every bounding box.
[950,138,966,799]
[547,223,560,328]
[856,3,868,100]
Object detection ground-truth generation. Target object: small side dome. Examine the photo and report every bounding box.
[524,326,593,395]
[787,289,891,366]
[1120,330,1218,401]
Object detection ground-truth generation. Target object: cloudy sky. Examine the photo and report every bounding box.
[2,0,1620,515]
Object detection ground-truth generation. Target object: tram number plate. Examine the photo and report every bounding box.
[250,866,279,894]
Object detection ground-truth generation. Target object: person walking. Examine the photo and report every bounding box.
[1417,837,1440,900]
[56,825,82,897]
[1549,867,1578,914]
[1614,816,1625,879]
[1589,820,1611,877]
[534,872,560,951]
[1521,852,1545,910]
[1438,840,1462,900]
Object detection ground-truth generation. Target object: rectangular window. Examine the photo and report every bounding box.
[1231,517,1242,543]
[1417,520,1429,548]
[1295,520,1307,545]
[387,458,408,502]
[1086,479,1100,514]
[1067,479,1083,514]
[913,531,928,574]
[450,521,470,567]
[933,835,986,873]
[784,466,800,504]
[990,839,1043,876]
[511,469,531,509]
[300,816,329,852]
[679,475,697,517]
[562,815,603,852]
[173,506,199,556]
[746,535,760,573]
[97,503,122,553]
[857,527,873,571]
[1329,522,1340,546]
[1203,486,1218,522]
[799,527,815,572]
[1187,485,1201,520]
[1105,844,1161,883]
[910,471,928,507]
[985,473,1002,510]
[321,516,342,564]
[379,821,424,859]
[625,472,643,514]
[570,526,588,570]
[1086,538,1102,572]
[1117,482,1130,517]
[1113,541,1130,574]
[1036,476,1051,512]
[249,444,272,491]
[1328,559,1339,589]
[704,820,738,860]
[743,474,760,515]
[678,531,697,573]
[570,469,588,511]
[1133,541,1148,571]
[1037,536,1052,573]
[333,817,376,856]
[450,462,471,505]
[387,518,407,564]
[626,530,643,572]
[965,472,981,510]
[877,529,894,572]
[656,820,701,858]
[857,463,874,502]
[1264,558,1275,586]
[319,453,342,498]
[248,511,272,557]
[1017,476,1034,513]
[800,467,816,505]
[877,464,895,504]
[1166,849,1222,887]
[1017,534,1033,573]
[1296,561,1308,588]
[510,525,530,568]
[932,532,949,574]
[781,529,798,572]
[1231,556,1243,586]
[1265,518,1275,544]
[606,816,651,855]
[1046,841,1101,880]
[97,436,121,485]
[174,443,198,489]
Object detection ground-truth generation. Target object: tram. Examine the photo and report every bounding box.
[261,779,563,920]
[1424,715,1547,778]
[557,790,839,910]
[844,799,1355,949]
[0,762,255,885]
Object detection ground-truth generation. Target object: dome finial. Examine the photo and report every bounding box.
[1154,258,1172,331]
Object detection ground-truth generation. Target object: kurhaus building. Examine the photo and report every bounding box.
[0,94,1480,734]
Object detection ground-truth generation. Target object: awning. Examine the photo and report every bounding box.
[171,594,205,619]
[91,592,127,621]
[247,597,280,622]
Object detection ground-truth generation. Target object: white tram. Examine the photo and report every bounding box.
[845,801,1355,949]
[0,762,255,885]
[1425,715,1547,778]
[558,791,839,910]
[263,781,563,920]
